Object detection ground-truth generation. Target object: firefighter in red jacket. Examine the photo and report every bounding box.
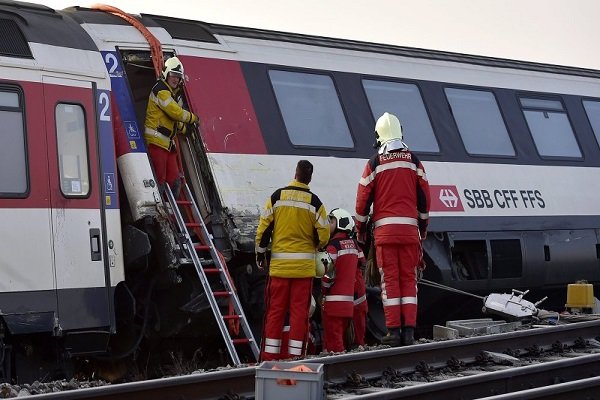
[355,112,430,346]
[255,160,330,360]
[321,208,365,353]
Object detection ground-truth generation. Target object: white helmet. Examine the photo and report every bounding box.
[315,251,332,278]
[161,56,184,81]
[329,208,355,233]
[374,112,407,154]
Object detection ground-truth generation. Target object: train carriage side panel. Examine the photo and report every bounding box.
[0,6,123,338]
[188,32,600,299]
[0,78,58,334]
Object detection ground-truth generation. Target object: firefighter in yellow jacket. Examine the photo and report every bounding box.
[255,160,330,360]
[144,56,198,192]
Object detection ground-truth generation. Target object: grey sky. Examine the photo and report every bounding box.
[39,0,600,69]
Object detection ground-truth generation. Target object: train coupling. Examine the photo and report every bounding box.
[483,289,547,320]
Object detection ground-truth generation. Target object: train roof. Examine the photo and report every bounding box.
[2,0,600,80]
[204,22,600,80]
[0,0,97,54]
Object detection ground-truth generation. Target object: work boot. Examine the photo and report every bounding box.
[401,326,415,346]
[381,328,401,347]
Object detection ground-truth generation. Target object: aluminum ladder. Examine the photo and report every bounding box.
[164,183,259,365]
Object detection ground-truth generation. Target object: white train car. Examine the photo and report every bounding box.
[1,0,600,380]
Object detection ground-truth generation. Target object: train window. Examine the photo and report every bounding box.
[0,89,27,196]
[490,239,522,278]
[362,80,439,152]
[582,100,600,147]
[268,70,353,148]
[55,104,90,197]
[519,97,581,158]
[451,240,488,280]
[445,88,514,156]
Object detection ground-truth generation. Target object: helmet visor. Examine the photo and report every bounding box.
[168,70,184,79]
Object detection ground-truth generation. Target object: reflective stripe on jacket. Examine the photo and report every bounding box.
[144,79,194,151]
[255,180,329,278]
[355,149,430,243]
[322,232,365,317]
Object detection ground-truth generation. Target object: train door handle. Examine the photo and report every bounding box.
[90,228,102,261]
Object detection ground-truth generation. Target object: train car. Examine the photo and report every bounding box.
[1,0,600,381]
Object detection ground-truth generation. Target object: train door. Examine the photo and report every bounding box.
[42,76,111,333]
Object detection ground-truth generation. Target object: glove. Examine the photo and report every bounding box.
[356,230,366,246]
[176,121,187,135]
[256,252,268,270]
[189,113,199,124]
[416,267,424,282]
[419,229,427,241]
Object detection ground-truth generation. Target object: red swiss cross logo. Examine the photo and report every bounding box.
[430,185,464,211]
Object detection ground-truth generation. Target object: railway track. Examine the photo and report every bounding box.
[22,319,600,399]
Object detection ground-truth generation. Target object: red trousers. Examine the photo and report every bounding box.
[353,269,367,346]
[322,312,350,353]
[353,302,367,346]
[261,277,312,361]
[281,325,317,358]
[377,243,420,328]
[148,144,180,187]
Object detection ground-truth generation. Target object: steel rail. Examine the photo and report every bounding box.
[341,353,600,399]
[478,375,600,400]
[311,319,600,382]
[24,319,600,400]
[25,367,256,400]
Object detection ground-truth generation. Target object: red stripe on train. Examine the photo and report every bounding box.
[0,80,101,209]
[181,56,267,154]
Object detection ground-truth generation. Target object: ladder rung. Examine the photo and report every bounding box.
[185,222,201,228]
[200,259,215,267]
[223,314,240,320]
[194,244,211,251]
[176,200,192,205]
[213,291,230,297]
[204,268,220,274]
[232,338,252,345]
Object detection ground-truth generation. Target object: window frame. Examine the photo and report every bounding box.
[266,67,356,151]
[360,76,440,155]
[580,96,600,152]
[0,84,29,198]
[54,101,92,199]
[517,93,583,161]
[444,84,516,159]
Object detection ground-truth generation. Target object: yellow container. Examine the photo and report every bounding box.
[565,283,595,309]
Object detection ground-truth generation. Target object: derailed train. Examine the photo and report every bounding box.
[1,0,600,381]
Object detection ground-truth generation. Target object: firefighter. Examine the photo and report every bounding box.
[355,112,430,346]
[255,160,330,361]
[321,208,365,353]
[144,56,198,193]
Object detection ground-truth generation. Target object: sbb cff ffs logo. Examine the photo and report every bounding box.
[463,189,545,209]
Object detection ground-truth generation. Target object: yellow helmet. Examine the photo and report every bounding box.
[161,56,184,81]
[374,112,403,147]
